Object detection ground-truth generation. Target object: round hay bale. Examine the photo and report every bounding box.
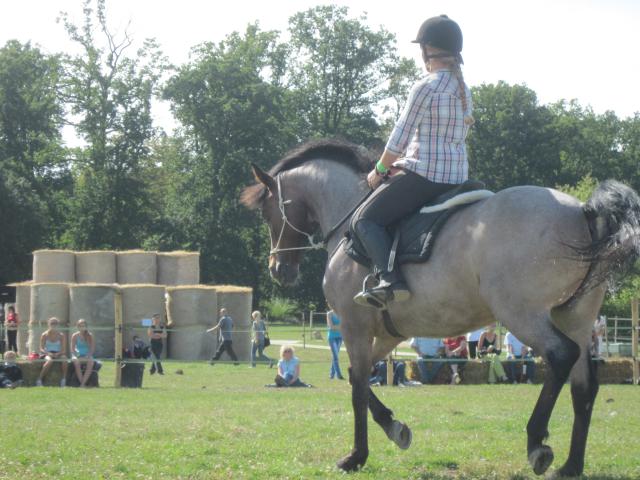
[75,251,117,284]
[157,252,200,286]
[11,282,32,356]
[33,250,75,283]
[166,286,217,360]
[120,285,167,358]
[215,286,253,362]
[28,283,69,353]
[116,250,157,285]
[69,284,116,358]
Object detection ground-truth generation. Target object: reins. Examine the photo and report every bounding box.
[269,173,372,256]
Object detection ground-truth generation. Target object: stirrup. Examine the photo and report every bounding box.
[353,273,387,309]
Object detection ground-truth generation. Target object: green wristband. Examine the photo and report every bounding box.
[376,160,389,175]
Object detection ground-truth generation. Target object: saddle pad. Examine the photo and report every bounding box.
[344,189,493,267]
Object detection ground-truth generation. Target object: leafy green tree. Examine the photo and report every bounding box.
[163,25,294,293]
[286,5,417,146]
[261,296,300,323]
[58,0,164,249]
[0,40,64,282]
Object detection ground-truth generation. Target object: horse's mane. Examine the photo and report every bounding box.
[241,138,373,210]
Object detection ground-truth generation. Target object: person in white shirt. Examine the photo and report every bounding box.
[504,332,535,384]
[466,327,484,359]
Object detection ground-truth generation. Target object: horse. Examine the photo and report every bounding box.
[240,139,640,478]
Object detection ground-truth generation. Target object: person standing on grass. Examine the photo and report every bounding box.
[250,310,273,368]
[147,313,166,375]
[71,319,95,387]
[5,305,19,353]
[326,308,344,380]
[208,308,239,365]
[36,317,68,387]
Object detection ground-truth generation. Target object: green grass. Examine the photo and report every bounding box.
[1,343,638,480]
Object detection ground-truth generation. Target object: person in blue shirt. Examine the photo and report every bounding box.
[326,308,344,380]
[71,318,95,387]
[275,345,309,387]
[410,337,445,384]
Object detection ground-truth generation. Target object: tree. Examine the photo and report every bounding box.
[0,40,64,282]
[286,5,418,146]
[58,0,164,249]
[163,24,294,296]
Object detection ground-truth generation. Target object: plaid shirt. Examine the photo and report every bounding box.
[386,70,472,184]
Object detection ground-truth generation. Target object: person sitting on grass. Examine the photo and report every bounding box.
[71,319,95,388]
[0,351,23,389]
[274,345,310,387]
[477,324,508,384]
[36,317,68,387]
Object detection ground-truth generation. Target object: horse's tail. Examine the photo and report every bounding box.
[573,180,640,295]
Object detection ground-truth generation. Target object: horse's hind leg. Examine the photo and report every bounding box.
[501,312,581,476]
[368,335,412,450]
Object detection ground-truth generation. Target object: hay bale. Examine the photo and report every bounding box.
[157,251,200,286]
[166,286,217,360]
[33,250,75,283]
[69,285,116,358]
[116,250,157,285]
[215,286,253,362]
[120,285,167,358]
[75,251,117,284]
[11,282,31,356]
[28,283,69,354]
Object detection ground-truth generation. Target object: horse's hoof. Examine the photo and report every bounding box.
[545,462,582,479]
[336,450,368,472]
[529,445,554,475]
[387,420,412,450]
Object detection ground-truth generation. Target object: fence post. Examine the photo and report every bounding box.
[114,290,123,388]
[386,355,394,386]
[310,310,314,331]
[632,298,638,386]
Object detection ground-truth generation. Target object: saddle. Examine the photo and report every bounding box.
[344,179,493,267]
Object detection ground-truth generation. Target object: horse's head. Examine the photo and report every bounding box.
[241,163,317,286]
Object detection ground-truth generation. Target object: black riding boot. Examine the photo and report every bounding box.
[352,219,410,308]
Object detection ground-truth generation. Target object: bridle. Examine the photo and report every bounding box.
[269,173,372,256]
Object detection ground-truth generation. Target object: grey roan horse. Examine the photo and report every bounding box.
[241,139,640,477]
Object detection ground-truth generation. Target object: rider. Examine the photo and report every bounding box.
[352,15,474,308]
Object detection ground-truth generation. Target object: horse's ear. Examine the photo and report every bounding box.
[251,163,276,193]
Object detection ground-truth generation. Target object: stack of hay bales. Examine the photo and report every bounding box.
[28,283,69,354]
[215,286,253,362]
[117,250,157,285]
[69,285,116,358]
[33,250,75,283]
[166,286,218,361]
[75,251,117,284]
[120,285,167,358]
[157,252,200,286]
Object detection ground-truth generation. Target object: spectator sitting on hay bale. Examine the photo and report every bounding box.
[70,319,96,388]
[0,351,23,389]
[271,345,311,387]
[504,332,535,384]
[477,324,508,384]
[410,337,444,384]
[444,336,467,385]
[36,317,68,387]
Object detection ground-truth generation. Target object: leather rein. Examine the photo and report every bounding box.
[269,173,372,256]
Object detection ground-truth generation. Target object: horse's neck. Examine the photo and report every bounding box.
[293,161,368,252]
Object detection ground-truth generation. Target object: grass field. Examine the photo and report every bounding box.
[1,329,639,479]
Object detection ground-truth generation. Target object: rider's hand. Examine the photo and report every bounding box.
[367,169,383,190]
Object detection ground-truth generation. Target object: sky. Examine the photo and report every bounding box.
[1,0,639,143]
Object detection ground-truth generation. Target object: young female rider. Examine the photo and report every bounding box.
[352,15,474,308]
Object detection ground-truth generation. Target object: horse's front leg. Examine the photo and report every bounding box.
[337,330,373,472]
[368,335,412,450]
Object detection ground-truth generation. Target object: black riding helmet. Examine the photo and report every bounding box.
[413,15,463,54]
